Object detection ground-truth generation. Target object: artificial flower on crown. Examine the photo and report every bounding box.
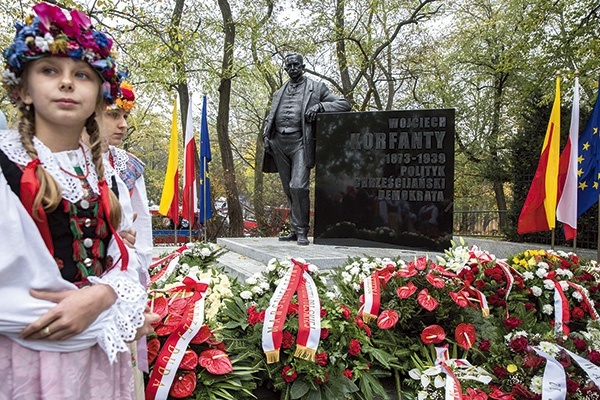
[114,80,135,112]
[1,2,119,103]
[218,257,394,400]
[144,242,257,400]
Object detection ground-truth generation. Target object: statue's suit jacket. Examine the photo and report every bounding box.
[262,78,351,173]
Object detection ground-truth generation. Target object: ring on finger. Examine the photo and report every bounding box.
[43,326,51,336]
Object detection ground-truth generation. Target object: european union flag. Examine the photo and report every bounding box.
[577,83,600,217]
[198,95,213,224]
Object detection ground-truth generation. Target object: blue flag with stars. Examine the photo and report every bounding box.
[198,95,213,224]
[577,83,600,217]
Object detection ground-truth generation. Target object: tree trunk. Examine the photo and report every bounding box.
[216,0,244,236]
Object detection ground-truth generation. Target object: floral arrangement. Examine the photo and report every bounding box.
[217,257,395,400]
[144,242,257,400]
[1,2,120,103]
[329,239,600,399]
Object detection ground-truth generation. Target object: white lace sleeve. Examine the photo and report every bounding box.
[87,241,147,363]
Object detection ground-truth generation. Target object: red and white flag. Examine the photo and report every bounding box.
[182,96,198,223]
[557,76,580,240]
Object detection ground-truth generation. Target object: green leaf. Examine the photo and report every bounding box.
[290,380,310,399]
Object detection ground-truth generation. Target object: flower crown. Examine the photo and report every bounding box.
[1,2,120,104]
[112,80,135,112]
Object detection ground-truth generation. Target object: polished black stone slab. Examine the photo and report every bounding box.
[313,109,455,251]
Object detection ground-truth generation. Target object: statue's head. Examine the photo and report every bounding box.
[283,53,305,81]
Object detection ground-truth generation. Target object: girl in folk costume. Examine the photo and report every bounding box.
[98,77,154,399]
[101,78,153,282]
[0,3,157,399]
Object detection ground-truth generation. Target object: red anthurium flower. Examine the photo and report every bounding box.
[426,272,446,289]
[417,289,439,311]
[198,349,233,375]
[169,371,196,399]
[455,323,476,350]
[149,296,168,324]
[449,291,469,308]
[397,282,417,299]
[147,337,161,365]
[169,297,191,316]
[396,265,418,278]
[190,325,213,344]
[433,265,458,277]
[179,349,199,370]
[421,325,446,344]
[377,309,399,329]
[155,314,182,336]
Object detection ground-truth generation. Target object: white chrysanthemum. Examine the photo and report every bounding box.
[522,271,534,281]
[240,290,253,300]
[200,247,211,257]
[537,261,549,270]
[350,266,361,276]
[259,281,270,290]
[341,271,352,283]
[530,286,542,297]
[529,375,543,394]
[307,263,319,273]
[251,286,263,295]
[543,279,555,290]
[179,263,190,274]
[572,291,583,302]
[245,276,258,285]
[538,341,559,356]
[536,268,548,278]
[542,304,554,315]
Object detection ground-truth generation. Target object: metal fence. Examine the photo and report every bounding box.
[453,210,508,238]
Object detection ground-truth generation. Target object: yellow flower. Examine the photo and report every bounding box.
[507,364,518,373]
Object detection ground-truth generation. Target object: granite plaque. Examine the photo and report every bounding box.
[314,109,454,251]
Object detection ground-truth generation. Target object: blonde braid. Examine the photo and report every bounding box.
[18,104,62,218]
[85,115,122,228]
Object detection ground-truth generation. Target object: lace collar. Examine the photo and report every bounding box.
[0,129,116,203]
[108,146,130,174]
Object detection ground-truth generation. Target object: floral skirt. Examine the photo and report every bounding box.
[0,335,134,400]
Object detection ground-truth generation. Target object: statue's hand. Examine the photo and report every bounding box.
[305,103,322,122]
[264,137,272,153]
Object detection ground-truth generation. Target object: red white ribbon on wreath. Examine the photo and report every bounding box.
[553,281,571,337]
[567,281,599,320]
[262,258,321,364]
[148,244,189,286]
[360,270,381,323]
[145,277,210,400]
[435,347,465,400]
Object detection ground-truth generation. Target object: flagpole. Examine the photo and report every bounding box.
[597,194,600,261]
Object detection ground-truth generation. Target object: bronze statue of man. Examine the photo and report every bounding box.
[263,53,351,245]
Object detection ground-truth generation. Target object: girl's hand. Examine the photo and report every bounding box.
[20,284,117,341]
[134,306,160,341]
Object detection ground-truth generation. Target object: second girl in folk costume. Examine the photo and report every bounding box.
[0,3,156,399]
